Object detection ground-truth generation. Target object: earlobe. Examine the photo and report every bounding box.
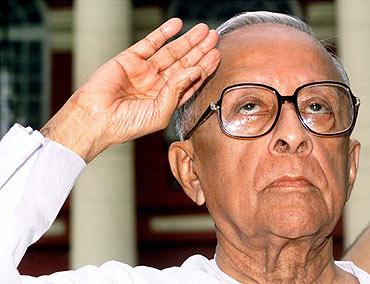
[168,141,205,206]
[347,139,361,200]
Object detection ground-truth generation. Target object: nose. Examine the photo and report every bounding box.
[268,103,313,156]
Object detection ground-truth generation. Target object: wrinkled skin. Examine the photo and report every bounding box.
[169,24,361,283]
[42,18,220,162]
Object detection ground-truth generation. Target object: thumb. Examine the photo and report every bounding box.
[156,67,202,116]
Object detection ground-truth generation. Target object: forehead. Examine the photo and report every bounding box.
[201,24,340,102]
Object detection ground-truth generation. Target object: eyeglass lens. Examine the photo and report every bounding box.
[220,84,354,137]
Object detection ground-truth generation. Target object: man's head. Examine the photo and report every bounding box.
[169,12,361,244]
[174,11,350,141]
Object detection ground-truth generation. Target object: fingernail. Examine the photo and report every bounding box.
[210,29,219,37]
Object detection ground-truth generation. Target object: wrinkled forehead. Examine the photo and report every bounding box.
[197,23,341,106]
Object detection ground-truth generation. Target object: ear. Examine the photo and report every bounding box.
[168,141,205,205]
[346,139,361,200]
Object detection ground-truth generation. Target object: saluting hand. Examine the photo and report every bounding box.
[41,18,220,162]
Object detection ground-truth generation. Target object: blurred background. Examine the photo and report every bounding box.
[0,0,369,276]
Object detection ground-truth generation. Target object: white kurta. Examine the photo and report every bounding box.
[0,124,369,284]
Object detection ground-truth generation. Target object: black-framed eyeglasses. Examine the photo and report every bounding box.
[184,81,360,140]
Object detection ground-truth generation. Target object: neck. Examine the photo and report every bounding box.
[215,230,354,283]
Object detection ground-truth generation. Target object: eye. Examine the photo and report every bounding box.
[239,103,261,114]
[300,97,333,115]
[309,103,323,112]
[305,102,329,114]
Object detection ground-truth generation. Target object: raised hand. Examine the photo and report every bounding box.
[41,18,220,162]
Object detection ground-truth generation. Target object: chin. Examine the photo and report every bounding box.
[266,208,332,240]
[271,218,320,240]
[259,191,331,239]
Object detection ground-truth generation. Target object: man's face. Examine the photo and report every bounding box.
[182,24,360,243]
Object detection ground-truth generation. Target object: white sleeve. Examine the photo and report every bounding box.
[0,125,193,284]
[0,124,86,284]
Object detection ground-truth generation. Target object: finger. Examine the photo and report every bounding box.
[110,52,148,79]
[178,49,221,108]
[149,23,210,71]
[157,48,220,115]
[127,18,183,59]
[161,30,218,78]
[156,67,203,117]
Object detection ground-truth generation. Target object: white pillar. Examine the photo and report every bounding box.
[71,0,136,268]
[336,0,370,247]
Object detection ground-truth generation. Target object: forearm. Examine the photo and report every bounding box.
[0,125,85,282]
[343,224,370,273]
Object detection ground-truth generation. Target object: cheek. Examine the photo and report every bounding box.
[314,139,349,216]
[194,134,265,232]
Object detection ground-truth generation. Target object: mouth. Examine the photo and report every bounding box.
[269,176,313,189]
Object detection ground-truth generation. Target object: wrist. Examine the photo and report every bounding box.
[40,100,106,163]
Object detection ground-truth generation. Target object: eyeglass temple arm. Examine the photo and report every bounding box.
[353,96,361,121]
[355,97,361,108]
[184,102,219,140]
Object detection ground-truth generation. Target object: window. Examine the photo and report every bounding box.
[0,0,49,137]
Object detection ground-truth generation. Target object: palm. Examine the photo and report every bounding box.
[73,18,220,143]
[43,19,220,161]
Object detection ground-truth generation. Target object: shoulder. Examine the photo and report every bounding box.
[335,260,370,283]
[100,255,223,283]
[177,255,239,283]
[161,254,222,283]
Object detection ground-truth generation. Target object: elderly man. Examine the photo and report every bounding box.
[0,11,369,283]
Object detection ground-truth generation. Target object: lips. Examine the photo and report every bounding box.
[269,176,313,189]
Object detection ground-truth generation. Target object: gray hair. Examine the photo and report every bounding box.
[174,11,350,140]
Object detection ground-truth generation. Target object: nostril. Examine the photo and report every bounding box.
[275,139,290,153]
[297,141,308,154]
[273,139,309,155]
